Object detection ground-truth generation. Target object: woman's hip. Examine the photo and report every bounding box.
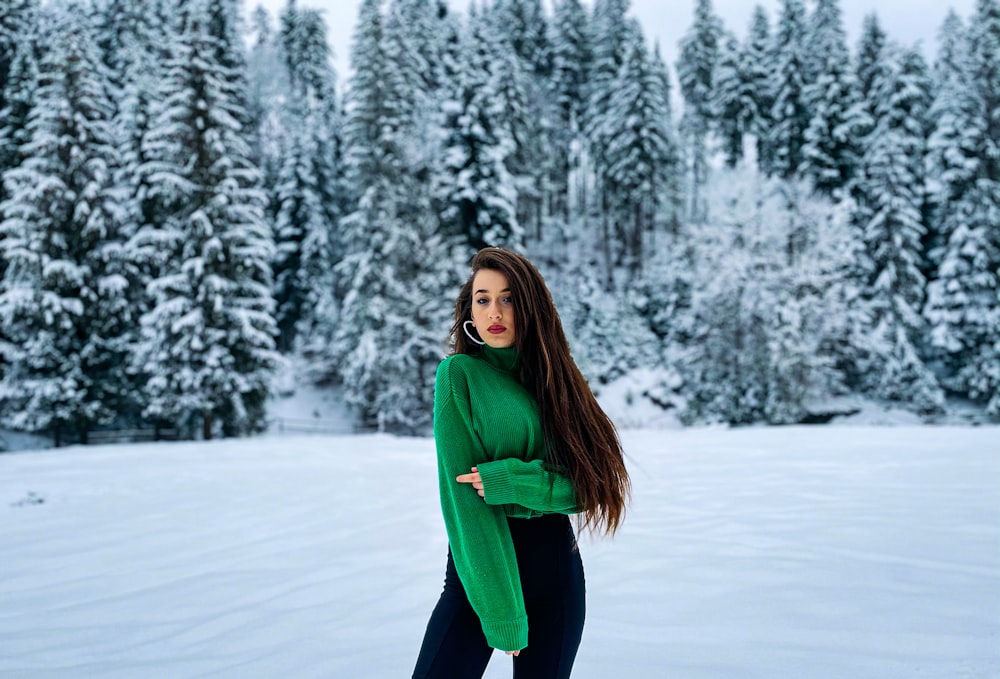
[507,514,583,598]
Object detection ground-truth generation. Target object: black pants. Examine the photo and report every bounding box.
[412,513,586,679]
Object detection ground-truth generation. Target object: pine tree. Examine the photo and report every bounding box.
[924,0,1000,414]
[272,5,345,353]
[479,4,535,233]
[549,0,591,223]
[586,0,630,131]
[651,43,683,231]
[0,22,36,392]
[247,3,285,211]
[333,181,454,432]
[921,10,966,278]
[93,0,141,95]
[966,0,1000,416]
[112,2,178,431]
[0,8,131,443]
[854,45,943,412]
[434,6,521,251]
[0,1,37,341]
[856,12,887,100]
[676,0,723,220]
[856,13,887,102]
[133,4,279,439]
[602,21,676,276]
[585,0,631,180]
[205,0,246,79]
[551,0,590,130]
[800,0,868,196]
[584,0,632,284]
[0,0,38,206]
[767,0,810,180]
[277,2,342,116]
[94,0,177,428]
[484,0,555,244]
[384,0,459,174]
[741,5,774,172]
[333,0,458,432]
[932,9,966,86]
[853,13,888,209]
[494,0,550,77]
[394,0,451,92]
[383,0,431,139]
[272,103,326,352]
[341,0,389,202]
[99,0,167,208]
[249,4,273,50]
[711,32,747,167]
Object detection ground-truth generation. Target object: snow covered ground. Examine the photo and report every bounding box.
[1,426,998,678]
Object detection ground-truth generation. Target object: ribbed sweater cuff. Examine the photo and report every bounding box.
[482,615,529,652]
[478,459,519,506]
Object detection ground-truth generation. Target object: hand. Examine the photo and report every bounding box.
[505,650,521,656]
[456,467,485,498]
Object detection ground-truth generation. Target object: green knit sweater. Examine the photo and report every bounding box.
[433,345,578,652]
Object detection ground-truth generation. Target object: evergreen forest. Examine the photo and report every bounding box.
[1,0,998,443]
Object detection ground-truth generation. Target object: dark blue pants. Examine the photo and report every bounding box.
[412,513,586,679]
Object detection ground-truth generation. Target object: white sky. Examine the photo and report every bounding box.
[251,0,977,84]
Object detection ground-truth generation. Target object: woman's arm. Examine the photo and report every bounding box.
[471,458,579,514]
[433,358,529,652]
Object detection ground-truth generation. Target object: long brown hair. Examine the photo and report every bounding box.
[450,247,630,535]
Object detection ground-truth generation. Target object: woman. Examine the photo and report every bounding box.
[412,247,630,679]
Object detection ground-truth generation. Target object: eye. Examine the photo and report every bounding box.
[501,296,513,305]
[475,297,488,305]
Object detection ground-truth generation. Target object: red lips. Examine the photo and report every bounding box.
[487,325,507,334]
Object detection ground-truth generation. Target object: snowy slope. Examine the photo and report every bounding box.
[1,427,998,678]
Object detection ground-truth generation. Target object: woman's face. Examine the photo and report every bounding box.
[470,268,516,349]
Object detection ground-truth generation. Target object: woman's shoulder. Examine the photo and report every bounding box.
[435,354,480,404]
[436,352,478,381]
[439,352,483,369]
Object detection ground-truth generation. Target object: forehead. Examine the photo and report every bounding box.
[472,268,510,291]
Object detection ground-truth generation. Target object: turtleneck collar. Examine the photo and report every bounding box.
[478,344,520,374]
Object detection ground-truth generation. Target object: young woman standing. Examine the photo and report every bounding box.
[412,247,631,679]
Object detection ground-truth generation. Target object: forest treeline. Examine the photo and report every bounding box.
[0,0,998,443]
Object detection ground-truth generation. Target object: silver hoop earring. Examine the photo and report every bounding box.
[463,320,486,345]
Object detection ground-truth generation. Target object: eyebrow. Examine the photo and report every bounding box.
[474,288,511,295]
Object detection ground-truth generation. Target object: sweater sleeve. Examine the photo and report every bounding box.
[433,358,529,652]
[476,457,579,514]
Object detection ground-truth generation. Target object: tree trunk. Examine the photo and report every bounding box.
[601,190,614,291]
[631,200,643,278]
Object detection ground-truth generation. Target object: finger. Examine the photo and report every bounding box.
[456,473,474,483]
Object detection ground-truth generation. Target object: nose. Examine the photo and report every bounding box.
[488,301,502,320]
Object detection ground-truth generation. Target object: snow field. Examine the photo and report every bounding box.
[1,426,998,678]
